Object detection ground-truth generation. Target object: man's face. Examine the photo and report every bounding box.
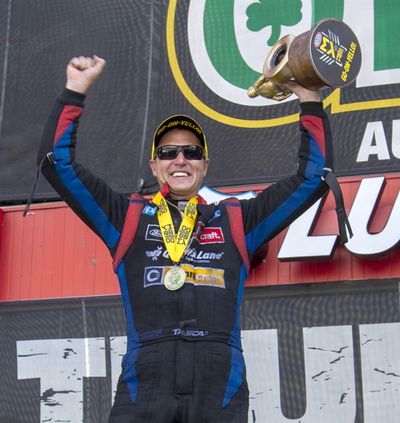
[149,129,209,199]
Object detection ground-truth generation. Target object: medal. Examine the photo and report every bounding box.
[153,191,198,291]
[164,266,186,291]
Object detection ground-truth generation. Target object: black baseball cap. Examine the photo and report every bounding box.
[151,114,208,159]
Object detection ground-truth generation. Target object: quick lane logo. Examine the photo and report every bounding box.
[185,247,224,262]
[145,224,163,242]
[144,265,225,288]
[145,246,224,263]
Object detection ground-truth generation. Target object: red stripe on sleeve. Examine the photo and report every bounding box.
[54,105,83,145]
[300,115,326,157]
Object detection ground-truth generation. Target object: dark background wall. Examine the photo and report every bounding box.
[0,0,399,204]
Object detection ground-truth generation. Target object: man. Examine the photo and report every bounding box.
[39,56,330,422]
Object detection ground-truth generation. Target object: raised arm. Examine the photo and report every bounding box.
[38,57,128,253]
[241,84,331,259]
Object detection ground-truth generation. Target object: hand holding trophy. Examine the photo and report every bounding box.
[248,19,362,101]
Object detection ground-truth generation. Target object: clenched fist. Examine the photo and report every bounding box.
[66,55,106,94]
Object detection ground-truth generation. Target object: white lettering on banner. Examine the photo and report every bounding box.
[278,176,400,259]
[242,326,356,422]
[359,322,400,423]
[15,323,400,422]
[17,338,106,423]
[278,199,337,260]
[357,121,390,162]
[391,119,400,159]
[345,177,400,255]
[356,120,400,163]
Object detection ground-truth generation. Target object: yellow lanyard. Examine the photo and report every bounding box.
[152,192,198,264]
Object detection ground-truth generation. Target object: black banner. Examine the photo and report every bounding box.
[1,280,400,422]
[1,0,400,203]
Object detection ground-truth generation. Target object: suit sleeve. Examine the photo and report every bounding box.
[240,101,332,259]
[38,89,129,252]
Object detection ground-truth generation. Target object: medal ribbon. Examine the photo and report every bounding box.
[153,191,198,263]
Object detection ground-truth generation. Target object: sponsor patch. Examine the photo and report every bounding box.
[185,247,224,263]
[183,264,225,288]
[314,31,322,48]
[144,266,165,287]
[145,246,223,264]
[197,227,224,244]
[142,205,157,216]
[313,30,346,67]
[145,246,163,261]
[145,224,163,242]
[172,328,209,337]
[143,264,225,289]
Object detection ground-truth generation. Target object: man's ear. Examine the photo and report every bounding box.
[203,159,209,176]
[149,159,157,177]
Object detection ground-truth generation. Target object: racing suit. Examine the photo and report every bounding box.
[39,89,332,423]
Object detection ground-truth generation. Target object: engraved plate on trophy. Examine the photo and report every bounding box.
[248,18,362,101]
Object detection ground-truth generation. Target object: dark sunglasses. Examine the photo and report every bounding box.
[155,145,205,160]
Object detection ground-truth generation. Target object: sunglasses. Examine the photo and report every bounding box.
[155,145,205,160]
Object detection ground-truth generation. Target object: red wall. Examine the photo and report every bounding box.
[1,175,400,302]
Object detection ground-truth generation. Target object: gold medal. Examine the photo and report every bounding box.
[152,191,198,291]
[164,266,186,291]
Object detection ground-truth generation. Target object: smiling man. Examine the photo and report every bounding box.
[150,116,209,200]
[39,56,332,423]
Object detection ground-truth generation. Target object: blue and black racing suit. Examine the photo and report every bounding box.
[39,89,332,423]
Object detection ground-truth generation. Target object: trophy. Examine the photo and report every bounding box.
[248,19,362,101]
